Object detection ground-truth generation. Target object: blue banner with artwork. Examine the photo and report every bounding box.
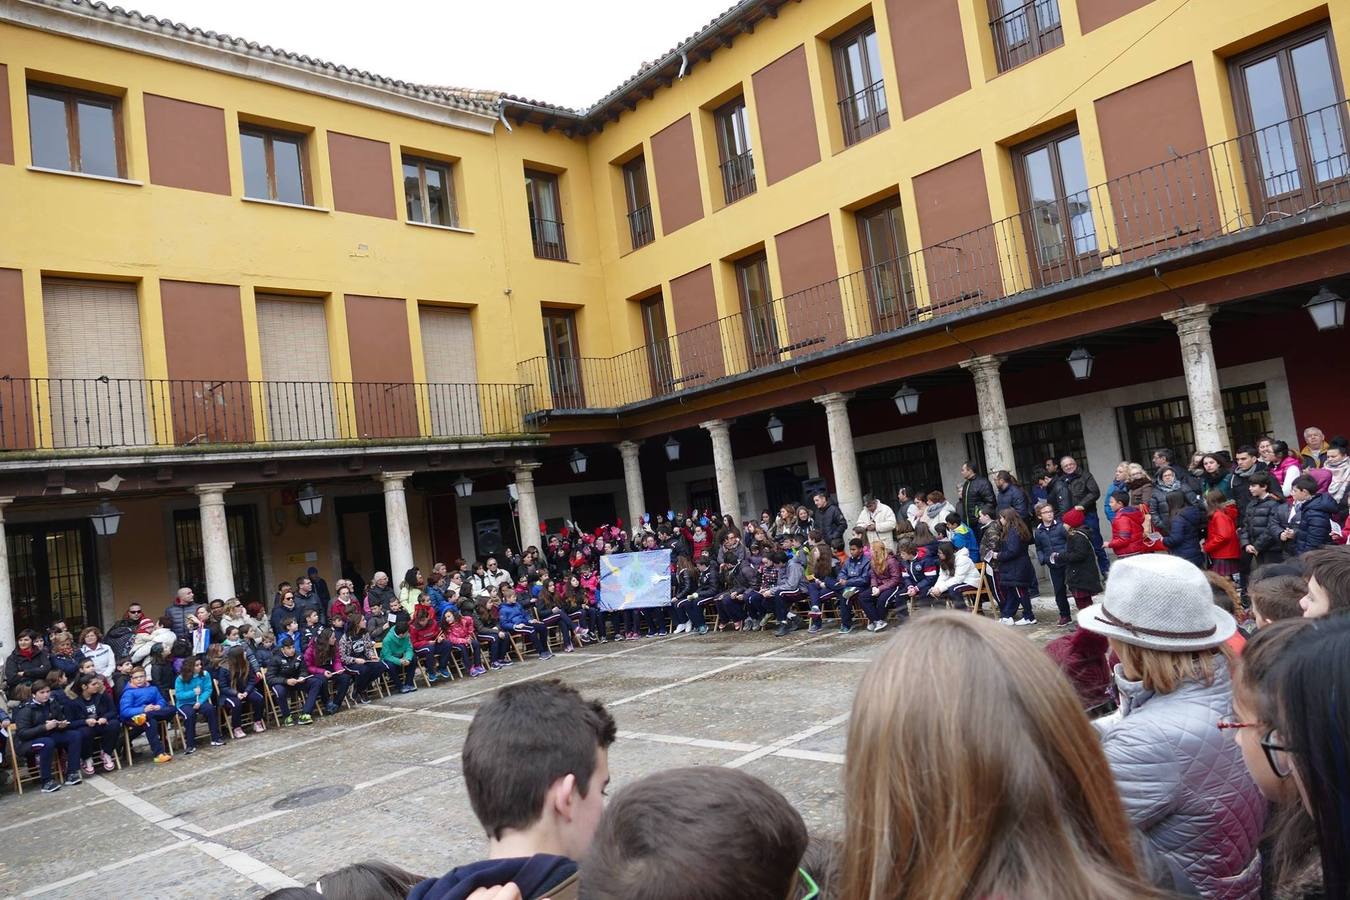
[597,550,671,611]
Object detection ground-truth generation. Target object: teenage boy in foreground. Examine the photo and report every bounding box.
[408,679,617,900]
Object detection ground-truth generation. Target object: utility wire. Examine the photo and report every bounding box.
[1030,0,1193,127]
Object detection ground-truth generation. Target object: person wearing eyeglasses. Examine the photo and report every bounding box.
[1225,618,1317,896]
[1077,554,1265,898]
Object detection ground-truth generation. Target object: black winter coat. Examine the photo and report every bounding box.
[1044,478,1073,517]
[811,503,849,547]
[996,484,1030,520]
[959,476,996,523]
[1062,529,1102,594]
[1061,471,1102,512]
[1163,505,1206,567]
[14,698,71,756]
[1292,492,1338,556]
[4,649,52,687]
[1239,495,1284,558]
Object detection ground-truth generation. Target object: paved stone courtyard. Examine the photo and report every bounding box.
[3,603,1062,898]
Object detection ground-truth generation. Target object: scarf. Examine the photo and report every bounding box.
[1326,455,1350,502]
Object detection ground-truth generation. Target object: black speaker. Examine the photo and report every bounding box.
[801,477,828,505]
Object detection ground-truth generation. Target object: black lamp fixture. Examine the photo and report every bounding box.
[1066,346,1094,381]
[664,435,681,462]
[766,414,784,445]
[892,383,920,416]
[90,500,122,537]
[568,449,588,475]
[1305,285,1346,331]
[297,483,323,518]
[452,474,474,499]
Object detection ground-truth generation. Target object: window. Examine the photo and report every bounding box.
[7,520,100,634]
[623,156,655,249]
[1013,128,1099,285]
[685,477,718,513]
[240,126,309,204]
[525,169,567,260]
[832,21,889,146]
[988,0,1063,72]
[1119,384,1271,465]
[639,294,674,395]
[734,253,779,369]
[27,83,124,178]
[857,440,944,503]
[714,97,756,204]
[174,506,263,605]
[1231,24,1348,217]
[855,197,915,333]
[542,309,583,407]
[403,156,457,226]
[964,415,1087,487]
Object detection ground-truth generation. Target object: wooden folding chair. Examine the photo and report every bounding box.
[8,728,67,793]
[970,563,997,617]
[412,655,436,689]
[258,672,285,728]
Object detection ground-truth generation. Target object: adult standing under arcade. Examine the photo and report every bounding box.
[1059,456,1109,574]
[957,462,995,525]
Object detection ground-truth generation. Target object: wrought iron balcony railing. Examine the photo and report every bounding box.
[0,377,533,452]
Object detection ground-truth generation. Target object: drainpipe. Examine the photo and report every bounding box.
[678,50,689,79]
[496,98,513,133]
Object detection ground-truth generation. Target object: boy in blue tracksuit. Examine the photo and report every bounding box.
[498,594,551,659]
[900,539,941,609]
[816,538,870,634]
[118,667,180,762]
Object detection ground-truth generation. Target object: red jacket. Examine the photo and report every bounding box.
[1109,506,1146,557]
[870,554,903,593]
[1202,505,1240,560]
[445,616,476,646]
[409,618,441,650]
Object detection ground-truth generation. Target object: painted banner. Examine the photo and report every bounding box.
[597,549,672,611]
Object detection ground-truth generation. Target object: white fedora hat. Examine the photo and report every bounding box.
[1077,554,1235,652]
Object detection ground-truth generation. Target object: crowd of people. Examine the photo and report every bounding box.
[2,427,1348,899]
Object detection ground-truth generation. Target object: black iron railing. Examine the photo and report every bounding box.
[990,0,1063,72]
[627,204,655,249]
[0,377,532,451]
[530,217,568,260]
[838,80,889,146]
[719,150,756,204]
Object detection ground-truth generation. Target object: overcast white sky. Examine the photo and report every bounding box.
[132,0,735,109]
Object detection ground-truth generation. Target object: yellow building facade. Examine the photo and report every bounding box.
[0,0,1347,644]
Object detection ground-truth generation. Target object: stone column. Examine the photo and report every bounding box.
[1162,304,1230,453]
[192,483,236,600]
[960,355,1016,476]
[379,471,416,580]
[617,441,647,527]
[700,419,741,526]
[0,497,14,657]
[813,392,863,523]
[513,463,542,550]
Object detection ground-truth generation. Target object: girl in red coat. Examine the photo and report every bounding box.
[1202,489,1240,579]
[409,597,453,682]
[443,609,484,678]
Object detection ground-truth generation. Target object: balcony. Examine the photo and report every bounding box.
[838,80,889,146]
[530,216,568,260]
[627,204,655,249]
[519,101,1350,416]
[719,149,756,204]
[0,377,533,453]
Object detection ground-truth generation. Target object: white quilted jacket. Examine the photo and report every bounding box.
[1100,657,1264,899]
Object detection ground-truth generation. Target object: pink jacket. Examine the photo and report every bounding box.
[303,641,344,676]
[446,616,476,646]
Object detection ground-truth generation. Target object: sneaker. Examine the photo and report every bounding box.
[439,668,453,679]
[425,671,439,683]
[323,704,339,715]
[185,745,197,755]
[807,622,821,634]
[839,625,852,634]
[232,727,246,739]
[469,667,484,677]
[873,620,889,632]
[628,632,639,641]
[281,715,295,727]
[41,779,61,793]
[296,713,314,725]
[842,587,858,599]
[998,617,1015,625]
[64,771,82,786]
[563,645,575,653]
[774,623,791,637]
[1014,618,1036,626]
[613,633,625,642]
[253,721,265,733]
[210,739,225,747]
[100,752,115,772]
[153,753,173,764]
[697,625,709,635]
[499,659,513,667]
[539,652,554,661]
[655,629,669,636]
[1057,615,1072,627]
[490,661,505,670]
[759,614,773,628]
[810,605,821,616]
[598,636,610,643]
[81,758,95,776]
[399,685,415,694]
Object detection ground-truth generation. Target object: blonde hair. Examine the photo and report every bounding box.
[1126,462,1147,480]
[869,541,888,577]
[1108,640,1232,695]
[840,613,1155,900]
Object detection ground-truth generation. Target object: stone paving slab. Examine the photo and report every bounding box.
[3,622,1068,895]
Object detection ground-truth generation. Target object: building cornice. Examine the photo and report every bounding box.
[6,0,500,134]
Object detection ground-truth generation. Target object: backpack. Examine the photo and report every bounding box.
[171,635,192,659]
[105,623,135,660]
